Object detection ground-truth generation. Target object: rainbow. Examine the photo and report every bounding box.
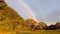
[5,0,38,22]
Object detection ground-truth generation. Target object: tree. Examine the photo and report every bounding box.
[26,19,38,25]
[33,24,43,30]
[26,19,38,31]
[56,22,60,29]
[46,24,57,30]
[38,22,47,30]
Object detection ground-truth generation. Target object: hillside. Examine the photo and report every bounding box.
[0,0,26,33]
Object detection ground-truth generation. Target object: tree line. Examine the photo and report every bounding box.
[25,19,60,31]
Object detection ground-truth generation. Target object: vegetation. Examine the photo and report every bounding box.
[0,0,60,34]
[0,0,26,33]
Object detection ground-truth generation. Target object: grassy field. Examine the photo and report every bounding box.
[0,30,60,34]
[8,30,60,34]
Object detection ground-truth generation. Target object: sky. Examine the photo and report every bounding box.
[5,0,60,25]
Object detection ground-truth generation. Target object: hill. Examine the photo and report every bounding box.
[0,0,26,33]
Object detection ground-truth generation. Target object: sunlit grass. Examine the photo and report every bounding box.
[0,30,60,34]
